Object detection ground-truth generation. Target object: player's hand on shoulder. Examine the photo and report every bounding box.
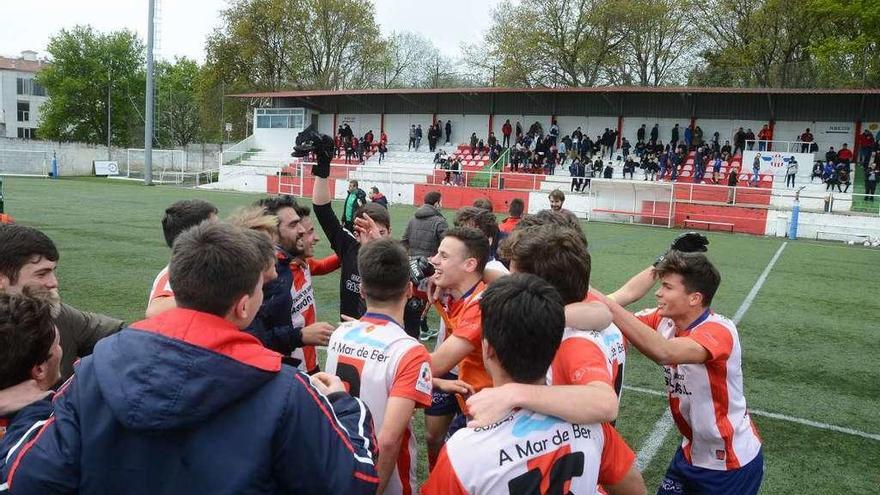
[432,377,475,395]
[466,384,517,428]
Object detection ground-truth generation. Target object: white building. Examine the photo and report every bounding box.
[0,51,48,140]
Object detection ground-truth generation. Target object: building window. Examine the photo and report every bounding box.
[15,78,45,96]
[255,108,305,129]
[17,128,36,139]
[17,102,30,122]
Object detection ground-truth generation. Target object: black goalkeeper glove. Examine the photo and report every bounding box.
[654,232,709,266]
[291,125,335,178]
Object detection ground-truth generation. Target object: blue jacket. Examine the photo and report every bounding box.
[245,247,303,357]
[1,309,378,495]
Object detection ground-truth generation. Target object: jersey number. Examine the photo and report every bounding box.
[336,361,362,398]
[507,451,585,495]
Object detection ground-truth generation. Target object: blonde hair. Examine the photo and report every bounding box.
[227,206,278,239]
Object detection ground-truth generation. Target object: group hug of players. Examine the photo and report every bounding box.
[0,128,763,494]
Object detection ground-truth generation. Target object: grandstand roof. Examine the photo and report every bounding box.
[231,86,880,121]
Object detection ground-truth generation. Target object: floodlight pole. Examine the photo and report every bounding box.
[144,0,156,185]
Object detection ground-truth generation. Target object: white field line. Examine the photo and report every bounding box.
[625,385,880,442]
[635,241,790,468]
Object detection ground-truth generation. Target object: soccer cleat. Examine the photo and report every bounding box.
[419,327,439,341]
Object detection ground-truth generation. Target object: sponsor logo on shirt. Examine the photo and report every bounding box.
[416,362,432,395]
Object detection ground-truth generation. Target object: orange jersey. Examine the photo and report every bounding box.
[290,254,340,372]
[437,282,491,412]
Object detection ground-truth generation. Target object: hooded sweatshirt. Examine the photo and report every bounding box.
[2,308,378,495]
[403,204,448,258]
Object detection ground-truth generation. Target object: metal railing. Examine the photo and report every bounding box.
[219,134,257,166]
[745,139,815,153]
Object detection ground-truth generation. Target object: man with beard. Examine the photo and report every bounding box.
[0,224,124,414]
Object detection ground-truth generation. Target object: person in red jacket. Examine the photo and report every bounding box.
[501,119,513,148]
[857,130,875,168]
[837,143,854,164]
[757,124,772,151]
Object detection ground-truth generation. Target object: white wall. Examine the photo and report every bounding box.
[0,71,47,139]
[621,117,693,148]
[384,114,433,146]
[766,209,880,241]
[438,114,489,146]
[254,128,301,154]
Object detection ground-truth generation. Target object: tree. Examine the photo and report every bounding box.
[476,0,626,87]
[155,58,203,147]
[809,0,880,87]
[381,31,438,88]
[36,26,145,146]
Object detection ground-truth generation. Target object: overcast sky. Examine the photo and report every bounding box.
[0,0,505,63]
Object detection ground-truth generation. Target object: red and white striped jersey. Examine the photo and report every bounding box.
[289,255,339,372]
[148,265,173,302]
[422,409,635,494]
[637,308,762,470]
[548,293,627,401]
[325,313,433,495]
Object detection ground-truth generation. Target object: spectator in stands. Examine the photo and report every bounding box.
[380,130,388,146]
[487,131,497,149]
[786,157,798,188]
[342,180,367,232]
[502,119,512,147]
[858,129,875,169]
[711,153,723,184]
[838,143,853,165]
[694,126,704,148]
[727,167,739,203]
[2,222,381,494]
[603,159,615,179]
[635,139,646,158]
[364,130,374,148]
[826,146,838,164]
[452,158,463,186]
[370,187,388,208]
[515,121,523,141]
[758,124,772,151]
[378,140,387,163]
[711,130,720,149]
[637,123,646,143]
[428,123,440,152]
[811,161,824,182]
[621,137,632,158]
[671,124,680,149]
[721,140,732,161]
[658,150,669,180]
[650,123,660,145]
[408,125,417,151]
[549,120,560,146]
[734,127,746,156]
[866,165,877,202]
[469,132,478,150]
[416,124,423,150]
[548,189,566,212]
[837,164,851,192]
[445,120,452,145]
[800,128,814,153]
[693,148,706,183]
[683,125,693,149]
[745,128,756,150]
[500,198,525,233]
[751,153,762,187]
[623,154,637,180]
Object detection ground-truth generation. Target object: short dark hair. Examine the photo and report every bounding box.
[161,200,218,248]
[255,195,298,216]
[0,225,59,285]
[444,227,490,272]
[293,203,311,218]
[480,274,565,383]
[350,180,359,187]
[499,225,590,304]
[355,202,390,229]
[548,189,565,202]
[424,191,442,206]
[508,198,525,217]
[0,288,56,390]
[169,222,271,317]
[472,198,493,212]
[357,238,410,303]
[654,251,721,307]
[515,210,587,247]
[454,207,498,242]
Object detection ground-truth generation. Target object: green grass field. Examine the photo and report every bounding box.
[4,176,880,493]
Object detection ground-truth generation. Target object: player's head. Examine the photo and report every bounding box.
[516,209,587,247]
[500,224,590,304]
[169,222,274,328]
[227,206,278,240]
[430,227,489,290]
[424,191,442,207]
[508,198,524,218]
[290,203,321,259]
[0,225,60,303]
[348,180,359,192]
[357,238,411,307]
[653,251,721,317]
[354,202,391,244]
[0,288,62,391]
[472,198,493,212]
[454,207,498,249]
[548,189,565,211]
[256,195,303,256]
[480,274,565,385]
[161,199,218,248]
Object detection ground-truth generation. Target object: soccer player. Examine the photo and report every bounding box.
[422,274,645,495]
[548,188,566,211]
[146,199,218,318]
[289,203,340,374]
[0,289,62,469]
[597,251,764,495]
[3,222,379,494]
[324,238,433,495]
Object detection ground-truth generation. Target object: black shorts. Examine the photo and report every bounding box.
[425,372,462,417]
